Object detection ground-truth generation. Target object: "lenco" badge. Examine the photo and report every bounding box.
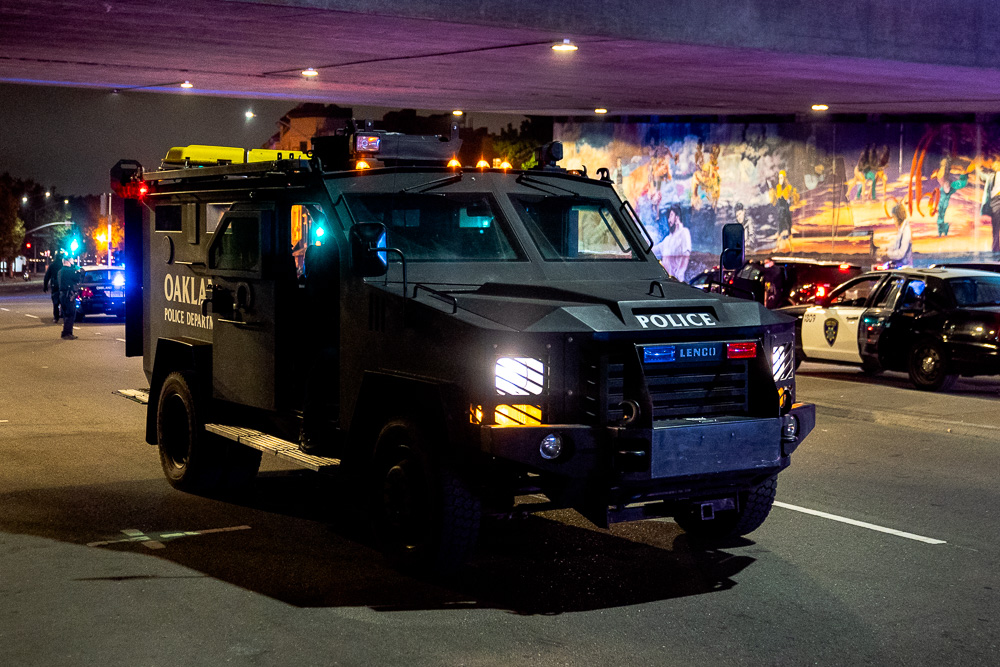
[635,313,717,329]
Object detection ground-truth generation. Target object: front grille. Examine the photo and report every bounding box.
[582,355,624,425]
[643,359,749,419]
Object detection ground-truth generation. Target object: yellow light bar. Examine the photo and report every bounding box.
[500,160,512,170]
[476,159,489,168]
[355,160,371,170]
[447,158,461,168]
[495,405,542,426]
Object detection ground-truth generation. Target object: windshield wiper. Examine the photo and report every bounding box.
[399,173,463,194]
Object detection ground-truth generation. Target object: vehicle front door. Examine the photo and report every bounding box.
[878,277,947,369]
[206,203,277,410]
[801,274,885,363]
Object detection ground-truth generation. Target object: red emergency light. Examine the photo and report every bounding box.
[726,342,757,359]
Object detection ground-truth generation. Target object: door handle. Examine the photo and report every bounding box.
[846,316,859,321]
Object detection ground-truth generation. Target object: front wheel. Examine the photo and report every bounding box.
[674,475,777,540]
[372,419,481,570]
[908,340,957,391]
[156,371,261,493]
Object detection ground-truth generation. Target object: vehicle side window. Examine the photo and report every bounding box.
[154,205,183,232]
[211,216,260,271]
[898,280,927,310]
[828,277,881,307]
[290,203,325,279]
[737,265,761,281]
[873,277,905,308]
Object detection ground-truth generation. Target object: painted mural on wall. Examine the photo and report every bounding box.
[555,121,1000,281]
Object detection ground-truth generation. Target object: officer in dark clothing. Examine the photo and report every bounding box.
[42,255,64,322]
[56,258,81,340]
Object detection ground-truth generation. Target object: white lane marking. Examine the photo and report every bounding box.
[0,419,8,423]
[774,501,946,545]
[87,525,251,549]
[24,314,39,319]
[115,338,126,342]
[1,307,9,311]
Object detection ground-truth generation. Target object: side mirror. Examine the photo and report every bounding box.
[720,223,745,271]
[349,222,389,277]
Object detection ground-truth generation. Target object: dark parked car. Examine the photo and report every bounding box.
[733,258,864,309]
[782,267,1000,390]
[75,266,125,320]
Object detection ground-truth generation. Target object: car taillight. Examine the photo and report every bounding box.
[816,285,826,298]
[79,287,93,298]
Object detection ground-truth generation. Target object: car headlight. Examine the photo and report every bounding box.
[771,342,794,383]
[495,357,545,396]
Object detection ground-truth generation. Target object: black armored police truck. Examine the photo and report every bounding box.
[112,122,814,568]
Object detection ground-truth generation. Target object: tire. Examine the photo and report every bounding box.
[372,419,481,570]
[156,371,261,493]
[908,340,957,392]
[675,475,777,540]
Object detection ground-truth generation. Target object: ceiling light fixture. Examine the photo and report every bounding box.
[594,108,608,114]
[452,110,463,116]
[301,67,319,77]
[180,80,193,88]
[552,38,578,52]
[811,104,829,111]
[245,110,255,119]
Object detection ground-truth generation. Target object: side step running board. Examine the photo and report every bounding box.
[205,423,341,473]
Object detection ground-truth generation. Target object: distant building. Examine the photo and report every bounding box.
[263,103,354,152]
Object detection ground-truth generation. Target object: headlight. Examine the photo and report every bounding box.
[495,357,545,395]
[771,343,794,382]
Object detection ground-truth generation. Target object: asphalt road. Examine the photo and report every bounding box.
[1,289,999,666]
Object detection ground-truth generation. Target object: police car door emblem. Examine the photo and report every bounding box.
[824,318,838,346]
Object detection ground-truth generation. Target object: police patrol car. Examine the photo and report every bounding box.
[112,122,814,567]
[792,266,1000,391]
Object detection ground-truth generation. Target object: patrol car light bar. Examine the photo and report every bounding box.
[355,135,381,153]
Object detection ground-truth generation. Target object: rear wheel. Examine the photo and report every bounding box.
[156,371,261,493]
[372,419,481,570]
[908,340,957,391]
[675,475,777,540]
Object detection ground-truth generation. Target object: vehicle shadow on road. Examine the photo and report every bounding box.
[0,470,756,615]
[798,367,1000,399]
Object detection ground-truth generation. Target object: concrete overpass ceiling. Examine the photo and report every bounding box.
[3,0,1000,116]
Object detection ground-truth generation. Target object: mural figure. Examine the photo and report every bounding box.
[886,203,913,268]
[651,205,691,281]
[692,143,721,209]
[848,145,890,201]
[979,156,1000,254]
[933,155,970,237]
[734,203,756,251]
[769,170,800,252]
[648,144,679,190]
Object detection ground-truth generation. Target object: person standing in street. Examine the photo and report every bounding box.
[42,253,64,323]
[886,203,913,268]
[56,257,81,340]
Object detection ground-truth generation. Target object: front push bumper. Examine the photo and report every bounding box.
[481,402,816,482]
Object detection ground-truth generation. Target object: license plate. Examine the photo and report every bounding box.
[108,291,124,298]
